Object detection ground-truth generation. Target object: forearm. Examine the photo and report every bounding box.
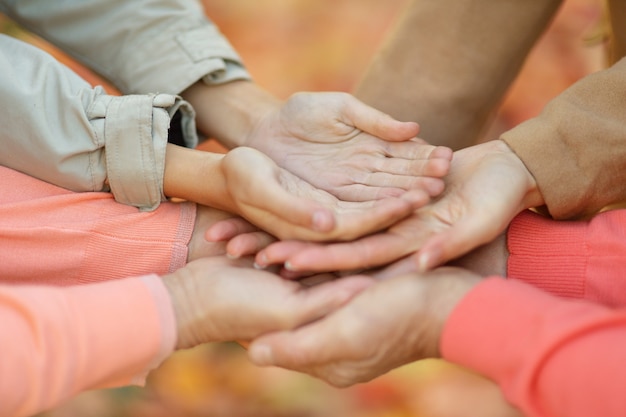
[163,143,235,211]
[355,0,562,149]
[0,275,175,417]
[181,80,281,148]
[453,207,626,308]
[0,35,197,211]
[442,278,626,417]
[507,209,626,307]
[0,166,195,285]
[0,0,250,94]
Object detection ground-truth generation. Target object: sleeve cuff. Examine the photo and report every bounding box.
[91,93,198,211]
[132,275,177,385]
[507,210,588,299]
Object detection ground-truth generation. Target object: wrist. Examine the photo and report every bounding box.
[181,80,281,148]
[495,139,545,210]
[163,144,234,211]
[162,268,196,350]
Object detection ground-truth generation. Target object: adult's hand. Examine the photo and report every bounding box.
[220,146,430,241]
[255,139,543,272]
[203,215,277,259]
[245,92,453,201]
[166,144,429,242]
[162,256,374,350]
[182,82,451,202]
[247,266,481,387]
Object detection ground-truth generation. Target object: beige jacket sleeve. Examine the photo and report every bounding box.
[0,0,251,94]
[502,55,626,219]
[0,34,197,210]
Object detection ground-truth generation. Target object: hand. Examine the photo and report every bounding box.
[186,205,240,261]
[204,216,277,259]
[165,144,428,243]
[247,267,481,387]
[220,146,429,241]
[162,256,374,350]
[255,139,542,272]
[245,92,453,201]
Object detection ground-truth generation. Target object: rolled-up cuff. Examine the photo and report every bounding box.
[90,93,197,211]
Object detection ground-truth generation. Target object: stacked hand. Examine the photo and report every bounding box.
[220,146,434,242]
[244,91,453,201]
[246,266,481,387]
[162,256,374,350]
[251,139,543,272]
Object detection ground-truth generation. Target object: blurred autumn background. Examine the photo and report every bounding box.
[0,0,606,416]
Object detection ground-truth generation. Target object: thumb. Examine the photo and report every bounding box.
[249,275,372,367]
[415,218,503,271]
[248,319,337,369]
[344,96,420,142]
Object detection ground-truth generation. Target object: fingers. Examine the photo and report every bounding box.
[415,217,503,272]
[337,176,445,200]
[256,232,413,272]
[251,191,420,242]
[248,317,340,370]
[381,141,454,166]
[204,218,277,258]
[342,95,420,141]
[205,217,259,242]
[319,197,417,241]
[289,275,374,324]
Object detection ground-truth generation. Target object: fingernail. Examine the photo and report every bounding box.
[254,253,267,269]
[284,261,297,271]
[417,247,441,272]
[312,210,332,232]
[226,252,240,260]
[250,344,273,365]
[417,252,431,273]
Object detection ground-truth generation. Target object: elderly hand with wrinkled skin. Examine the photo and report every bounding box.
[246,266,481,387]
[162,256,375,350]
[252,139,543,272]
[244,92,453,202]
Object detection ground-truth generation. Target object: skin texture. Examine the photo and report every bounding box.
[246,266,481,387]
[253,139,542,272]
[165,144,435,242]
[161,256,375,350]
[182,81,453,201]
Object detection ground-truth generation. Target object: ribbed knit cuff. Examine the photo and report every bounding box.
[132,275,177,385]
[507,210,588,300]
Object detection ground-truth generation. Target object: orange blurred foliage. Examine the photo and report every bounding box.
[1,1,607,416]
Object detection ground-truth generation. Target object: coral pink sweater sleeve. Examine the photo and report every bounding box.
[441,209,626,417]
[0,275,177,417]
[0,166,195,285]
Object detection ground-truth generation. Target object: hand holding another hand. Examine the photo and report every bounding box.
[220,146,431,242]
[254,139,543,272]
[162,256,374,350]
[247,266,481,387]
[245,91,453,201]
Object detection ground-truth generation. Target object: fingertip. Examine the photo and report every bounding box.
[226,251,241,260]
[204,221,234,242]
[425,178,445,197]
[402,189,430,208]
[248,342,274,366]
[432,145,454,160]
[427,157,452,177]
[204,226,222,242]
[312,209,335,232]
[416,244,443,272]
[254,252,268,269]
